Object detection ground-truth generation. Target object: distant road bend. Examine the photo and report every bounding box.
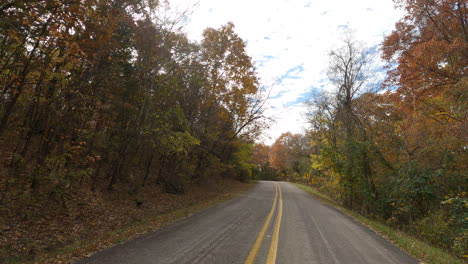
[77,181,417,264]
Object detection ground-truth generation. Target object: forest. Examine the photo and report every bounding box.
[0,0,466,262]
[0,0,265,261]
[253,0,467,258]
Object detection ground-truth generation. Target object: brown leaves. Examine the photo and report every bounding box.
[0,180,250,263]
[382,0,468,95]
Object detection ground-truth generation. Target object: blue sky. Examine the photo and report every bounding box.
[168,0,404,144]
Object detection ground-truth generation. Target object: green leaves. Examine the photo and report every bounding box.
[163,131,200,155]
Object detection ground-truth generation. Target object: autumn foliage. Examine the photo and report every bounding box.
[303,0,467,257]
[0,1,265,261]
[255,0,467,258]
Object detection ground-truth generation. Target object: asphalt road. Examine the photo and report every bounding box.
[76,181,418,264]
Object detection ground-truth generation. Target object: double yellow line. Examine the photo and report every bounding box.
[244,182,283,264]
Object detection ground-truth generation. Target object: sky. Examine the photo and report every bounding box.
[167,0,405,145]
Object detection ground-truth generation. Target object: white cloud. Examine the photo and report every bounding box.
[168,0,404,145]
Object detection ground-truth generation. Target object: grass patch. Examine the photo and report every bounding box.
[15,181,255,264]
[293,183,464,264]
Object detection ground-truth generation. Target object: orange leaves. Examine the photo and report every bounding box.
[252,143,270,165]
[269,133,292,170]
[381,0,467,166]
[269,132,308,172]
[382,0,468,96]
[200,23,264,140]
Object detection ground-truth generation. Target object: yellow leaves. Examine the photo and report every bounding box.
[309,177,315,185]
[202,22,259,123]
[310,154,323,170]
[163,132,200,155]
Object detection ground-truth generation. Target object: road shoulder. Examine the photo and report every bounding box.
[294,183,464,264]
[26,181,256,264]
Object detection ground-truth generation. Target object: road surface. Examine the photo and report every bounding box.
[76,181,417,264]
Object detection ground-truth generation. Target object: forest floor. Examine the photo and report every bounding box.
[0,179,254,264]
[294,183,465,264]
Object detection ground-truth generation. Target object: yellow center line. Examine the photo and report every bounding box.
[266,183,283,264]
[244,183,278,264]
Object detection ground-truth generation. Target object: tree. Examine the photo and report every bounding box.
[269,132,310,181]
[0,4,267,259]
[252,143,271,166]
[305,1,467,255]
[380,1,467,253]
[322,33,379,209]
[327,32,377,139]
[190,22,266,180]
